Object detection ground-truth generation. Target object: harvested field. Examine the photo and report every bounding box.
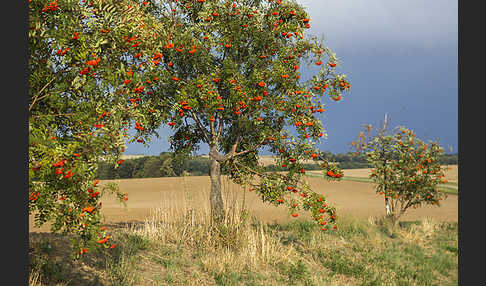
[30,171,458,233]
[338,165,458,183]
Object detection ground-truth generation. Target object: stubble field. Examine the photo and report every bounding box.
[29,166,458,233]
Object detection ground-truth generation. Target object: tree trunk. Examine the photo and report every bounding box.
[209,147,225,223]
[385,197,391,216]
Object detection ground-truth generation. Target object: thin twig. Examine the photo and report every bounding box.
[234,161,273,179]
[29,78,55,112]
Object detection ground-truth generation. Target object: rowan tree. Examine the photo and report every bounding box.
[28,0,170,257]
[29,0,351,258]
[351,117,448,226]
[128,0,351,227]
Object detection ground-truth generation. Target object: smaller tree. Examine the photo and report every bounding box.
[351,115,448,226]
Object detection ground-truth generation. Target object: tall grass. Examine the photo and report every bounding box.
[29,268,42,286]
[127,175,289,268]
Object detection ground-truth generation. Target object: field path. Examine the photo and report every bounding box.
[30,172,458,233]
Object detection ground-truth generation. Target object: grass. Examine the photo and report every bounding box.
[436,186,459,195]
[29,175,457,286]
[440,181,458,186]
[29,211,458,285]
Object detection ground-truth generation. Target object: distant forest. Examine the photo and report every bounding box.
[96,152,458,180]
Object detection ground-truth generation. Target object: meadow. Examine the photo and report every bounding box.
[29,166,458,285]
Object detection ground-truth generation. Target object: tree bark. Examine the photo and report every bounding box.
[209,146,225,223]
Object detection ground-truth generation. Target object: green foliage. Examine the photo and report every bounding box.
[100,232,153,286]
[213,270,244,286]
[278,259,312,285]
[184,156,211,175]
[29,0,171,257]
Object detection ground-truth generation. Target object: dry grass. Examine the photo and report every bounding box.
[108,190,457,285]
[395,218,442,247]
[116,199,349,285]
[125,175,297,276]
[29,172,458,285]
[29,207,458,286]
[29,268,42,286]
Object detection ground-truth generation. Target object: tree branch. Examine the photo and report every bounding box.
[220,134,241,161]
[167,0,176,31]
[401,199,412,215]
[233,137,267,158]
[189,110,211,143]
[216,115,224,140]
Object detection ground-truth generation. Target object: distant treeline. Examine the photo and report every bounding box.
[96,152,209,180]
[96,152,458,180]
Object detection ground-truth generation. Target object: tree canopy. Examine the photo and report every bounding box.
[29,0,351,256]
[120,0,352,225]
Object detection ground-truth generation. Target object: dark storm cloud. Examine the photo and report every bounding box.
[297,0,457,51]
[294,0,458,154]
